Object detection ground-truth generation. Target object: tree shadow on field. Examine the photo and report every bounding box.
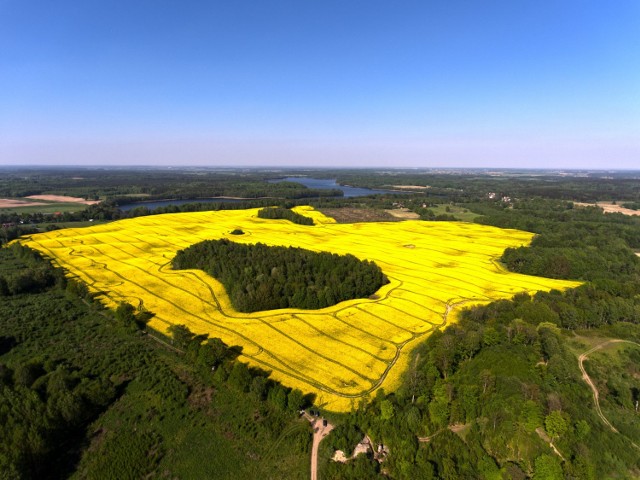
[226,344,243,361]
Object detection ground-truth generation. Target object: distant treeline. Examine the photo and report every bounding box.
[0,200,283,244]
[0,195,410,236]
[173,239,387,312]
[330,170,640,203]
[0,168,343,201]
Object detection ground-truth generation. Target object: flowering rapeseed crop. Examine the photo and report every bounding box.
[20,208,580,411]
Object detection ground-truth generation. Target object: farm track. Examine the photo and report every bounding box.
[579,339,640,450]
[113,234,420,376]
[32,230,448,398]
[53,239,389,394]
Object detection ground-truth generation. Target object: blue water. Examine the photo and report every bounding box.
[119,197,242,211]
[269,177,393,197]
[120,177,395,211]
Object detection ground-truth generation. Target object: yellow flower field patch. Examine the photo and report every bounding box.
[19,207,580,411]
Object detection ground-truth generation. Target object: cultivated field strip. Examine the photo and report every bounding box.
[19,207,580,411]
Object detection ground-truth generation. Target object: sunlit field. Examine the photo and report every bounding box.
[19,206,580,411]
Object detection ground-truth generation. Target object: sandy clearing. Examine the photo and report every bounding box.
[332,450,348,463]
[0,199,48,208]
[331,436,372,463]
[391,185,430,190]
[385,208,420,219]
[574,202,640,216]
[25,195,101,205]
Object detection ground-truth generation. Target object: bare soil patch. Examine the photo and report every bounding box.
[188,385,216,411]
[25,195,101,205]
[0,199,48,208]
[332,450,348,463]
[390,185,430,190]
[575,202,640,216]
[385,208,420,219]
[319,207,400,223]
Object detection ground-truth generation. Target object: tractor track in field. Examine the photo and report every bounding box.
[19,210,576,411]
[39,226,471,402]
[80,236,454,399]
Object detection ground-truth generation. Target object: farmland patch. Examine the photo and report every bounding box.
[19,206,580,411]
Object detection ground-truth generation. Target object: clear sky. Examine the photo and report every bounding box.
[1,1,638,168]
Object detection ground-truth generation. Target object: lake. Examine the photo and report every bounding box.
[269,177,393,197]
[120,177,395,211]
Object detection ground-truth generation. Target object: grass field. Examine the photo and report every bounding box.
[19,206,580,411]
[429,204,479,222]
[0,202,89,214]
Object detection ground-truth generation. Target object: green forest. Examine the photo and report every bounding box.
[0,245,312,479]
[318,182,640,480]
[2,167,640,479]
[257,206,315,225]
[173,238,387,312]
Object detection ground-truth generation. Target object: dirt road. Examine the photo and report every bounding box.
[578,340,621,432]
[306,414,333,480]
[578,339,640,449]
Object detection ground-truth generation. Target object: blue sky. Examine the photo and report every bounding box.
[1,1,638,168]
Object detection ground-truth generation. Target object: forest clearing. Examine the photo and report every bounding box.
[18,206,580,411]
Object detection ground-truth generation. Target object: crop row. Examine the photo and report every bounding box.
[20,208,581,410]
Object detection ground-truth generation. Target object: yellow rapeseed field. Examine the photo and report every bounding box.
[19,207,581,411]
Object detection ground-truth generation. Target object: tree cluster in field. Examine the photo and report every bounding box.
[0,200,319,241]
[0,246,312,479]
[413,208,458,221]
[173,239,388,312]
[256,207,315,225]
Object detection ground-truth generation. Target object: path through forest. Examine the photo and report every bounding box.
[578,339,640,449]
[305,413,333,480]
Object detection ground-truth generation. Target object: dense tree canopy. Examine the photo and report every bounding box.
[0,246,312,479]
[257,207,315,225]
[173,239,388,312]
